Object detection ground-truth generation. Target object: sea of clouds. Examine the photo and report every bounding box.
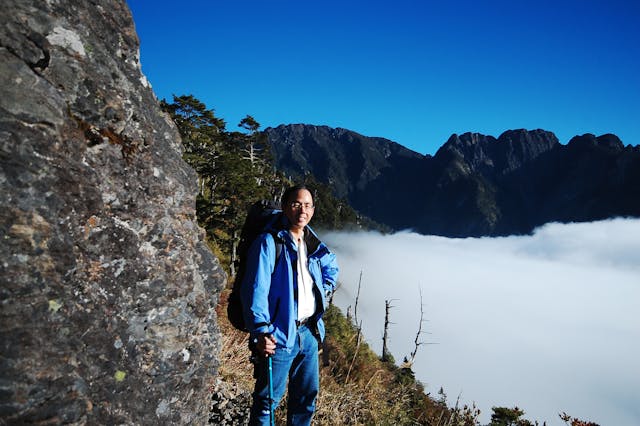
[323,218,640,426]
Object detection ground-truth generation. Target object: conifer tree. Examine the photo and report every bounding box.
[163,94,365,271]
[489,406,534,426]
[161,95,226,199]
[163,96,284,267]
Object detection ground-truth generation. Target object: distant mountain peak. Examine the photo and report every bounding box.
[267,124,640,237]
[568,133,624,151]
[436,129,559,174]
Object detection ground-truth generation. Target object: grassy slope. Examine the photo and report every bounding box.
[215,286,479,425]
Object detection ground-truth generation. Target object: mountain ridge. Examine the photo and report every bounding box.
[265,124,640,237]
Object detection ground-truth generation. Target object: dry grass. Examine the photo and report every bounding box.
[215,287,477,425]
[215,288,254,388]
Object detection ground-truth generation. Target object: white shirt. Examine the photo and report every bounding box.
[292,233,316,322]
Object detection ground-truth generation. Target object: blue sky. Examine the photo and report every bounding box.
[127,0,639,155]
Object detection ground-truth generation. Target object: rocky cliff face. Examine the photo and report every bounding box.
[266,124,428,229]
[266,124,427,196]
[436,129,559,175]
[1,1,225,424]
[267,124,640,236]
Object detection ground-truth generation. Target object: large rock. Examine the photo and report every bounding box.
[0,1,225,424]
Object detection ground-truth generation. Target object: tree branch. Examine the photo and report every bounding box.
[354,270,363,325]
[382,299,398,362]
[345,320,363,384]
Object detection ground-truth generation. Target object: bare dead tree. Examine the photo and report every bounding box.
[382,299,397,362]
[353,270,363,325]
[406,287,431,368]
[345,319,363,384]
[238,115,263,166]
[329,281,341,306]
[241,142,264,165]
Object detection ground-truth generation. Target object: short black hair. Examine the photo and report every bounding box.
[281,184,313,208]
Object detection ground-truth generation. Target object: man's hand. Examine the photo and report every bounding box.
[254,333,276,357]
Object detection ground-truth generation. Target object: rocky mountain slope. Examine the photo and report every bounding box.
[266,124,640,236]
[267,124,428,230]
[1,1,225,424]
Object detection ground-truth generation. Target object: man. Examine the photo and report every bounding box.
[241,185,339,425]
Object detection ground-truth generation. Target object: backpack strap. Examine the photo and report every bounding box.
[268,231,284,272]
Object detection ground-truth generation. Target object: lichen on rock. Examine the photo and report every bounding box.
[0,1,225,424]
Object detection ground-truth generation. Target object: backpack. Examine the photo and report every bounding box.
[227,199,284,332]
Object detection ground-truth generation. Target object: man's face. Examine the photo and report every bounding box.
[284,189,315,231]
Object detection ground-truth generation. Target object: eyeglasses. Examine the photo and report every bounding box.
[289,202,315,211]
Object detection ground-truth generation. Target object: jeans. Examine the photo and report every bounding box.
[249,324,319,426]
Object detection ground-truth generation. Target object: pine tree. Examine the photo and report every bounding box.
[163,94,365,272]
[161,95,226,199]
[163,96,285,269]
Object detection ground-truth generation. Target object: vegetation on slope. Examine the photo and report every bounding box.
[160,95,367,263]
[165,94,598,426]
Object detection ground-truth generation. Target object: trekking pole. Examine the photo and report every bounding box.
[268,355,275,426]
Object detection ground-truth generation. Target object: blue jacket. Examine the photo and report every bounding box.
[240,215,339,350]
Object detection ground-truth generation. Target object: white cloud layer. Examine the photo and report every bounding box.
[323,218,640,426]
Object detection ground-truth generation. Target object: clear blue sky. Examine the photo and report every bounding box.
[127,0,639,155]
